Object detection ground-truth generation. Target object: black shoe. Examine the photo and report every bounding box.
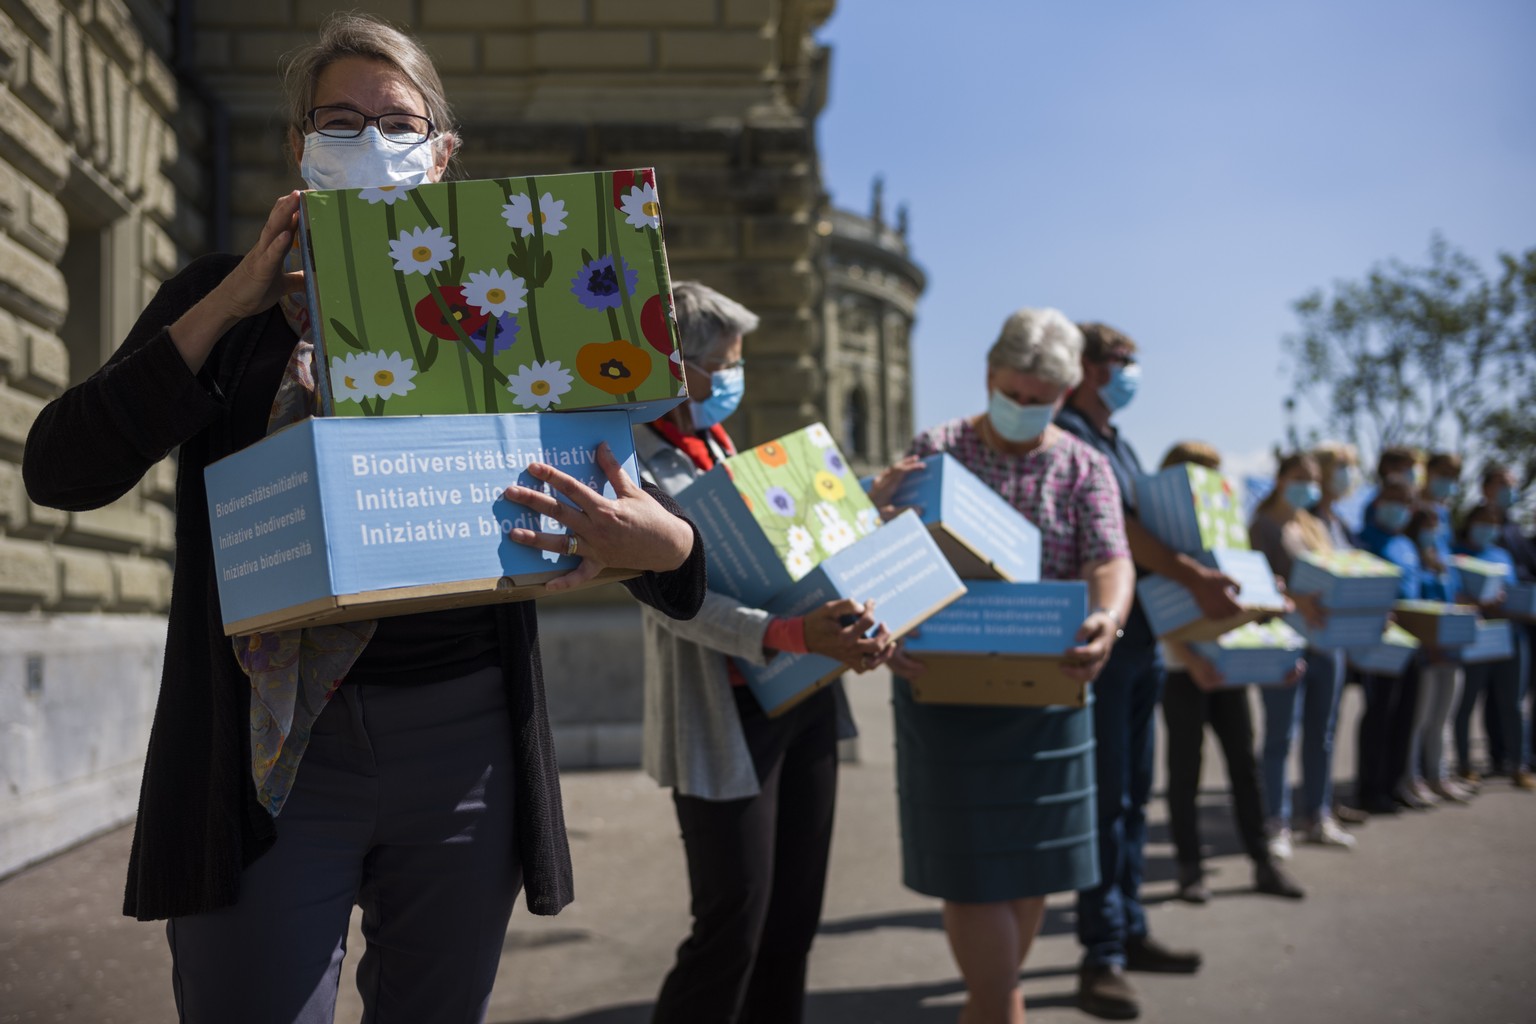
[1361,795,1400,816]
[1254,861,1306,899]
[1176,863,1210,904]
[1125,934,1202,973]
[1334,802,1370,825]
[1077,963,1140,1020]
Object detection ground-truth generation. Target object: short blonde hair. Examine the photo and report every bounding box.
[987,307,1083,390]
[1159,441,1222,471]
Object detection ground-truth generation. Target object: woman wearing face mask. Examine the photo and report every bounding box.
[633,281,894,1024]
[1250,453,1357,856]
[23,15,707,1023]
[871,307,1135,1024]
[1452,504,1533,789]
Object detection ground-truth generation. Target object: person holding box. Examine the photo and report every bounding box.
[1478,461,1535,775]
[873,308,1136,1024]
[634,282,894,1024]
[1250,452,1358,856]
[1155,442,1305,904]
[24,15,707,1023]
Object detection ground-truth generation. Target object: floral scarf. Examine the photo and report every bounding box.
[233,241,376,817]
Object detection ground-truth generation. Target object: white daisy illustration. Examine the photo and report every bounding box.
[813,501,844,527]
[347,351,417,400]
[820,520,857,555]
[506,360,574,410]
[804,423,834,448]
[502,191,569,236]
[329,353,366,404]
[388,225,455,276]
[786,548,816,581]
[618,181,661,230]
[855,508,883,536]
[462,268,528,317]
[786,524,815,552]
[358,184,415,205]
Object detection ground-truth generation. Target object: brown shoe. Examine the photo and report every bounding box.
[1078,963,1140,1020]
[1514,770,1536,791]
[1125,933,1202,973]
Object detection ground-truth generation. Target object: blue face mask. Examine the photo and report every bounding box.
[1374,501,1411,532]
[1099,363,1141,413]
[1428,476,1459,501]
[1467,523,1500,550]
[987,389,1056,443]
[1495,485,1518,511]
[686,365,744,428]
[1284,481,1321,510]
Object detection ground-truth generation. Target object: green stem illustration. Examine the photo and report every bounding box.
[383,202,428,368]
[524,178,549,362]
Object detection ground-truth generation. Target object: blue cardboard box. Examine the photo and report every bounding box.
[735,511,966,716]
[868,454,1042,581]
[1347,623,1420,677]
[1452,555,1507,604]
[1134,463,1250,555]
[1137,548,1287,643]
[1461,620,1515,664]
[1505,582,1536,621]
[1392,600,1479,649]
[205,412,640,634]
[1289,550,1402,610]
[901,579,1091,707]
[1283,610,1391,650]
[1190,620,1306,686]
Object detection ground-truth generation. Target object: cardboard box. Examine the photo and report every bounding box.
[1137,548,1287,643]
[1452,554,1508,603]
[1391,600,1479,648]
[299,170,686,421]
[1504,582,1536,621]
[1347,623,1421,676]
[1190,620,1307,686]
[676,423,881,608]
[902,580,1090,707]
[1460,620,1515,664]
[734,511,966,716]
[205,412,640,635]
[1283,610,1391,650]
[1134,462,1250,555]
[1289,549,1402,610]
[864,453,1041,581]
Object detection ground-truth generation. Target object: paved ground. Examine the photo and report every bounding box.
[3,672,1534,1023]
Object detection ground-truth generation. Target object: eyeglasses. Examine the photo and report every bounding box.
[306,105,435,145]
[687,357,746,374]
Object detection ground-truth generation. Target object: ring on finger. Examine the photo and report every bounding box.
[565,534,580,557]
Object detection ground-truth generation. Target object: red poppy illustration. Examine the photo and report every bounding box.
[413,285,489,341]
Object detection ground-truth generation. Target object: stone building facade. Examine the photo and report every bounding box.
[0,0,924,875]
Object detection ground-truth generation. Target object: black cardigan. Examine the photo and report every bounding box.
[22,254,706,921]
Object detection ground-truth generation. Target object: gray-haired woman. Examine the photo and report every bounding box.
[23,14,705,1023]
[874,307,1135,1024]
[635,281,894,1024]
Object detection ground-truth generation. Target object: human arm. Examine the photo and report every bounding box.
[865,454,926,521]
[1062,555,1135,683]
[1172,640,1227,692]
[1124,516,1244,620]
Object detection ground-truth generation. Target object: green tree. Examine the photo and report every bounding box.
[1285,236,1536,487]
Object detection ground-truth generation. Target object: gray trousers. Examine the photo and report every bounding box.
[166,667,521,1024]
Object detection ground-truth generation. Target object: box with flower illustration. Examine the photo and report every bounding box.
[1347,623,1420,677]
[1289,550,1401,610]
[1460,619,1515,664]
[1133,463,1250,555]
[298,169,686,420]
[1190,620,1306,687]
[737,510,967,716]
[204,411,640,635]
[1504,582,1536,621]
[1451,554,1508,603]
[675,423,894,607]
[1390,600,1479,649]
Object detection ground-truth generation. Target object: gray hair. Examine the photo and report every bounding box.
[672,281,760,364]
[987,307,1084,390]
[281,12,460,161]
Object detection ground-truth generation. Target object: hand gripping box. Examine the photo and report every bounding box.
[901,579,1091,708]
[1136,548,1287,643]
[299,169,686,422]
[1283,610,1392,650]
[205,412,640,635]
[1390,600,1479,649]
[1460,619,1515,664]
[733,511,966,716]
[1134,462,1250,555]
[1452,554,1508,603]
[1347,622,1420,677]
[1289,550,1402,610]
[867,453,1042,581]
[1190,620,1307,687]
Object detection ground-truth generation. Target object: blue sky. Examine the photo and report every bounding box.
[815,0,1536,478]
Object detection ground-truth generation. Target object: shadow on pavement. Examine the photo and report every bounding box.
[818,902,1081,939]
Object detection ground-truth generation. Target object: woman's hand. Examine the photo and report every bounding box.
[865,454,925,522]
[1062,609,1120,683]
[504,442,695,592]
[1186,651,1227,692]
[802,598,894,672]
[886,641,929,679]
[1281,658,1306,687]
[1292,590,1328,629]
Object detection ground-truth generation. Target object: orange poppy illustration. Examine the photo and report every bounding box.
[575,338,653,395]
[755,442,789,468]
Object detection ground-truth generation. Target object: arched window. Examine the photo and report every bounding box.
[843,385,869,460]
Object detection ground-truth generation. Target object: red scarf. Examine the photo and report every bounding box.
[649,418,736,471]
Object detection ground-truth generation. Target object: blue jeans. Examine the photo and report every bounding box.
[1458,626,1531,773]
[1076,637,1162,968]
[1261,648,1344,824]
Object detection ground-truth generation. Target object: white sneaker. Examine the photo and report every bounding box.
[1304,816,1357,849]
[1266,826,1294,862]
[1410,778,1441,806]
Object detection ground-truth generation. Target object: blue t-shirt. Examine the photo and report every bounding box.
[1361,524,1433,601]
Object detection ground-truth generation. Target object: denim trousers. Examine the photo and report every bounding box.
[1076,637,1162,968]
[1456,627,1531,772]
[1410,662,1463,783]
[1260,648,1344,825]
[166,667,521,1024]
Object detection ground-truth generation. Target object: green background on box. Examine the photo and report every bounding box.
[302,170,684,417]
[1209,619,1305,650]
[720,423,879,582]
[1381,623,1420,648]
[1452,554,1505,579]
[1299,549,1400,578]
[1183,464,1249,550]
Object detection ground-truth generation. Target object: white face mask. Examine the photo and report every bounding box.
[299,126,438,191]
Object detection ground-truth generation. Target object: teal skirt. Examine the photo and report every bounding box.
[892,676,1099,902]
